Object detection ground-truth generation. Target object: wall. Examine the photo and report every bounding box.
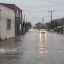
[0,4,15,40]
[0,4,22,35]
[14,5,22,34]
[60,18,64,25]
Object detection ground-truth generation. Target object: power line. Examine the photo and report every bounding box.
[21,3,64,8]
[43,0,64,3]
[20,0,64,8]
[21,5,64,8]
[41,0,64,4]
[41,0,64,5]
[24,9,64,12]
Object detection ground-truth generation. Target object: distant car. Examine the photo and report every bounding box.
[39,29,46,33]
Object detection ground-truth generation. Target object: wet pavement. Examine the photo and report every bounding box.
[0,29,64,64]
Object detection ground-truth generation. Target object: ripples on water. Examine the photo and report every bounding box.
[0,48,17,54]
[38,32,49,56]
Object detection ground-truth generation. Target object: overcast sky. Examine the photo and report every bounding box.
[0,0,64,25]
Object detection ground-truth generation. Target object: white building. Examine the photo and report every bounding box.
[0,4,15,40]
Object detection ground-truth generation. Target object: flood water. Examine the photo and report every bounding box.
[0,29,64,64]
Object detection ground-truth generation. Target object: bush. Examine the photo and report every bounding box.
[48,21,56,29]
[54,28,57,31]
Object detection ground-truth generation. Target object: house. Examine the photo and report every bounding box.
[53,19,61,28]
[0,4,15,40]
[0,3,22,35]
[60,18,64,25]
[57,18,64,34]
[53,18,64,33]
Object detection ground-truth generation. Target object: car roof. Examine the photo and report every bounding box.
[40,29,45,30]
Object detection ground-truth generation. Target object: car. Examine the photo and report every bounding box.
[39,29,46,33]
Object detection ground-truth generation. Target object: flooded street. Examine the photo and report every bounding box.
[0,29,64,64]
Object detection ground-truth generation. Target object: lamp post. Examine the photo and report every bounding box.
[0,9,2,39]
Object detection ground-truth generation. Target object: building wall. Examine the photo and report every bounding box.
[0,4,15,40]
[53,18,64,26]
[14,5,22,34]
[0,3,22,35]
[60,18,64,25]
[53,19,61,27]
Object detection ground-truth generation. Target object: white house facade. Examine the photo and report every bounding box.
[0,4,15,40]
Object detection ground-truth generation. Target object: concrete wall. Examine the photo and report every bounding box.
[0,4,15,40]
[0,4,22,35]
[60,18,64,25]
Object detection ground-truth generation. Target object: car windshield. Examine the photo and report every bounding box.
[40,29,45,31]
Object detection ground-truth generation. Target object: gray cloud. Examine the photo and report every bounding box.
[0,0,64,25]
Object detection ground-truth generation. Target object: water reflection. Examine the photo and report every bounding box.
[39,32,47,43]
[38,32,48,56]
[39,33,42,43]
[38,48,44,50]
[45,32,47,42]
[0,37,23,64]
[0,48,17,54]
[39,50,48,54]
[40,33,41,37]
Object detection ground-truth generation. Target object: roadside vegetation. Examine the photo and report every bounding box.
[27,22,32,30]
[48,21,57,31]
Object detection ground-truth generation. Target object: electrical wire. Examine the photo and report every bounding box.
[21,4,64,8]
[41,0,64,5]
[23,9,64,12]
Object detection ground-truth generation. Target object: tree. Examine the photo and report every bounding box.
[48,21,56,29]
[35,22,43,29]
[27,22,32,29]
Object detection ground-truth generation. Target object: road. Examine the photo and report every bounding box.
[0,29,64,64]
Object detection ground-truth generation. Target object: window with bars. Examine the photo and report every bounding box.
[7,19,11,30]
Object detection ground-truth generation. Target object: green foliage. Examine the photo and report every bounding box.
[35,22,43,29]
[48,21,56,29]
[54,28,57,31]
[54,28,56,30]
[27,22,32,29]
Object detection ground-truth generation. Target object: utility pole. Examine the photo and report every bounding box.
[22,16,23,23]
[42,18,44,24]
[0,9,2,21]
[42,18,44,29]
[26,19,27,31]
[23,14,25,34]
[24,14,25,23]
[49,11,54,22]
[24,14,26,28]
[26,19,27,23]
[0,9,2,39]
